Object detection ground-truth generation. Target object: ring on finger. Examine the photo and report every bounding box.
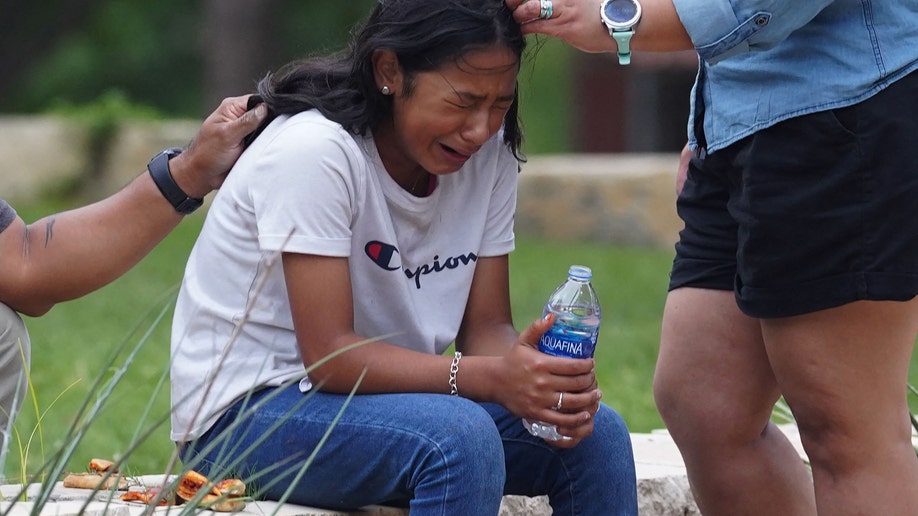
[554,392,564,411]
[539,0,553,20]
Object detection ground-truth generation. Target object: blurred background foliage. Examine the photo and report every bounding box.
[0,0,695,155]
[2,1,372,115]
[0,0,577,154]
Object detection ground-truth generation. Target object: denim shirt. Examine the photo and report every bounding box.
[671,0,918,152]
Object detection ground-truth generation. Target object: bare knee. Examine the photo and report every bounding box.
[652,366,692,429]
[654,365,778,452]
[794,405,913,477]
[656,289,778,448]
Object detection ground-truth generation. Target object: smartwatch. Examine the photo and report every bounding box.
[600,0,642,65]
[147,147,203,215]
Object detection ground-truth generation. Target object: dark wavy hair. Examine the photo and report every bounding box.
[245,0,526,159]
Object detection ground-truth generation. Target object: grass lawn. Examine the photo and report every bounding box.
[9,197,918,482]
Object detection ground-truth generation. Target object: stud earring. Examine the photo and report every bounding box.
[381,86,391,95]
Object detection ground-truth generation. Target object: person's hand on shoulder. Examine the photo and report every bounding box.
[169,95,268,199]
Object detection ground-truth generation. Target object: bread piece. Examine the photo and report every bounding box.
[89,458,117,473]
[62,472,128,490]
[62,458,129,491]
[176,470,246,512]
[121,486,173,506]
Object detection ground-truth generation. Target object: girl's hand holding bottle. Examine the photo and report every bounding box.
[495,315,603,447]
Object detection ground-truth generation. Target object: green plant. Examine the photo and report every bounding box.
[2,345,80,500]
[45,90,164,199]
[909,384,918,456]
[0,242,379,515]
[48,90,162,127]
[5,298,175,509]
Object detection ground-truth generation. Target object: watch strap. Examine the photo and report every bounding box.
[612,30,634,65]
[147,147,203,215]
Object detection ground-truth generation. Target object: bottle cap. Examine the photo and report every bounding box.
[568,265,592,280]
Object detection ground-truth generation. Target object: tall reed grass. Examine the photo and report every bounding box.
[11,198,918,503]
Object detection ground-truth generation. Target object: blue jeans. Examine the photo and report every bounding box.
[183,383,637,515]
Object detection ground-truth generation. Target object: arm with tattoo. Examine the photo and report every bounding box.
[0,95,266,317]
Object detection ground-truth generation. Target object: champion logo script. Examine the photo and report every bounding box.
[364,240,478,289]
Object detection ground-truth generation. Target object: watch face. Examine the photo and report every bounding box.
[602,0,641,28]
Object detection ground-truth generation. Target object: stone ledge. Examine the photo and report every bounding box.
[19,421,872,515]
[0,430,709,516]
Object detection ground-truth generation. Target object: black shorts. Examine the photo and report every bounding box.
[669,69,918,318]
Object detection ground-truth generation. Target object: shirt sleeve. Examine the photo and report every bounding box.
[247,119,364,257]
[0,199,16,234]
[672,0,835,63]
[478,145,518,257]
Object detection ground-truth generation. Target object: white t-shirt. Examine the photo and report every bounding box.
[170,110,519,441]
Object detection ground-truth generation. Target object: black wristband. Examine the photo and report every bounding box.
[147,147,203,215]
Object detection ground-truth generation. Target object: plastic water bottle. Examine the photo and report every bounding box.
[522,265,601,441]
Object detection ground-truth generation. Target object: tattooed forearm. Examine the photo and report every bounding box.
[44,217,56,248]
[21,224,31,260]
[17,217,54,259]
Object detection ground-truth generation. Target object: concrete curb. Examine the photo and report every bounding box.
[0,429,713,515]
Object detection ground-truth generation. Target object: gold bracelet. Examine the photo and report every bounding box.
[449,351,462,396]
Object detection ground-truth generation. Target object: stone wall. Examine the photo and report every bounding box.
[0,116,682,249]
[1,116,201,204]
[517,154,680,248]
[2,116,88,202]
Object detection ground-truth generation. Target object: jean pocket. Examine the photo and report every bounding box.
[824,104,859,137]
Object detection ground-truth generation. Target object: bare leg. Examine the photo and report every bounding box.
[762,299,918,515]
[654,288,816,515]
